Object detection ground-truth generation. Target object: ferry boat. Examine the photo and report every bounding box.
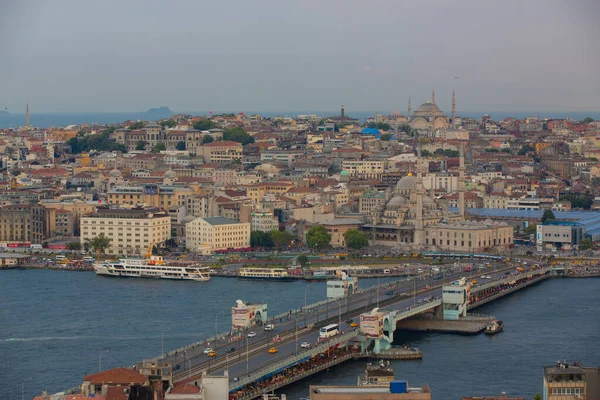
[238,267,295,281]
[485,319,504,335]
[93,255,210,282]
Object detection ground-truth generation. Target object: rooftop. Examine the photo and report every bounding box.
[83,367,146,385]
[202,216,242,226]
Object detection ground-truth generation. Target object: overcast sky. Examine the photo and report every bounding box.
[1,0,598,114]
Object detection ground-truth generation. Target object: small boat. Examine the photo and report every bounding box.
[485,320,504,335]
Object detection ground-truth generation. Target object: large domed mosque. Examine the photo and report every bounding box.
[408,89,453,132]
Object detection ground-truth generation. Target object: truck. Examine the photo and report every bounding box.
[463,265,473,272]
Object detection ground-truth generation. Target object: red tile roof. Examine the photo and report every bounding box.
[170,382,202,394]
[83,367,146,385]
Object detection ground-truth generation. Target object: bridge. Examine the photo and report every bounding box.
[139,263,555,399]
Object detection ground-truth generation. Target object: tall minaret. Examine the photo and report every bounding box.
[408,96,412,116]
[451,87,456,127]
[26,102,30,129]
[432,89,436,105]
[414,140,425,250]
[458,144,466,218]
[341,104,345,122]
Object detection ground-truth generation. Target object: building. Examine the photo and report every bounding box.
[0,204,50,244]
[80,367,148,397]
[251,210,279,232]
[360,190,389,215]
[536,221,585,251]
[409,90,451,132]
[543,361,600,400]
[342,160,385,180]
[321,219,364,247]
[198,141,243,163]
[185,216,250,254]
[425,220,513,253]
[80,206,171,256]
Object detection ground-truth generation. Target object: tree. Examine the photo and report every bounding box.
[176,141,186,151]
[250,231,274,248]
[297,254,309,267]
[160,120,177,128]
[223,127,254,145]
[201,135,214,144]
[541,209,556,223]
[67,128,126,154]
[135,140,147,151]
[518,144,534,155]
[534,394,542,400]
[67,242,82,251]
[581,117,594,124]
[270,229,294,250]
[88,233,111,257]
[193,118,216,131]
[152,143,167,153]
[129,121,144,130]
[306,226,331,250]
[579,238,593,250]
[83,239,91,253]
[343,229,369,249]
[380,133,392,141]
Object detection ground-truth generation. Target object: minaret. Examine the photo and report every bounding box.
[432,89,436,105]
[458,144,466,218]
[408,96,412,116]
[26,102,30,129]
[414,140,425,250]
[341,104,345,122]
[451,87,456,127]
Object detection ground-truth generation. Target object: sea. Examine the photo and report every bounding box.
[1,111,600,129]
[0,270,598,400]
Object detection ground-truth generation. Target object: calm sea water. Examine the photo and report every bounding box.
[0,270,598,400]
[1,111,599,129]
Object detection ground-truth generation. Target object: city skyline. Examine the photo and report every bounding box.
[1,0,599,113]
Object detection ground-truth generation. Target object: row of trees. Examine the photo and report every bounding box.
[250,227,369,251]
[67,127,126,154]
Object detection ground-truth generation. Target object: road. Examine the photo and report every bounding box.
[168,261,522,382]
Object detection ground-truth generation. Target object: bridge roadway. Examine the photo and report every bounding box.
[168,262,529,384]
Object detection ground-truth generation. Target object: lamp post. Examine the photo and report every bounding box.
[245,335,249,375]
[215,312,223,350]
[161,329,171,364]
[22,377,31,400]
[99,350,109,372]
[181,352,191,378]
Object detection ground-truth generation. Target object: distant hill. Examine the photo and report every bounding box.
[0,110,10,116]
[145,107,173,116]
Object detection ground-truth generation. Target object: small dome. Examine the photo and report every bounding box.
[395,175,417,191]
[109,168,122,177]
[340,170,349,176]
[388,195,408,206]
[164,169,177,179]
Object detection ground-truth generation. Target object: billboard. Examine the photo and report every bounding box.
[360,314,383,338]
[231,307,250,329]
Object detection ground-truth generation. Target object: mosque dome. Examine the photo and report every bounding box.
[109,168,122,178]
[164,169,177,179]
[395,175,417,191]
[340,170,349,176]
[387,195,408,207]
[415,102,441,113]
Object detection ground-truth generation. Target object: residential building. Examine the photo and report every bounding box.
[251,210,278,232]
[198,141,242,163]
[80,206,171,256]
[0,204,50,244]
[359,190,389,215]
[543,361,600,400]
[185,216,251,254]
[342,160,385,180]
[320,219,364,247]
[425,220,513,252]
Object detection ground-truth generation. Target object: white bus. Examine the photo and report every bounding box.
[319,324,339,339]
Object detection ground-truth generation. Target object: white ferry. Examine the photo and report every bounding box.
[238,267,295,281]
[93,255,210,282]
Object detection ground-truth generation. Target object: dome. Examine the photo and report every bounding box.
[395,175,417,191]
[164,169,177,179]
[415,102,442,114]
[388,195,408,206]
[109,168,122,177]
[390,109,403,117]
[340,170,349,176]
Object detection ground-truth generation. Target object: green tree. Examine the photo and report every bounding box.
[297,254,309,267]
[560,194,593,210]
[306,226,331,250]
[524,224,537,235]
[533,394,542,400]
[129,121,144,130]
[176,140,186,151]
[152,142,167,153]
[380,133,392,141]
[67,128,126,154]
[89,233,111,257]
[201,135,214,144]
[250,231,274,247]
[135,140,147,151]
[518,144,534,155]
[270,230,295,250]
[83,239,91,253]
[223,127,254,145]
[343,229,369,249]
[160,120,177,128]
[67,242,82,251]
[581,117,594,124]
[579,238,593,250]
[421,149,431,156]
[193,118,216,131]
[541,209,556,223]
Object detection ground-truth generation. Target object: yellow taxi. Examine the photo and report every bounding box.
[268,347,278,354]
[208,350,217,357]
[350,322,358,328]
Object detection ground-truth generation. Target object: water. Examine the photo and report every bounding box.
[1,111,599,129]
[0,270,598,400]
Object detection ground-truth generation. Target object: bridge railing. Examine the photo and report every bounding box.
[391,299,441,323]
[471,267,552,293]
[229,329,359,391]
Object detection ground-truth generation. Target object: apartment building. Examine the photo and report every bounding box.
[251,210,278,232]
[185,216,250,254]
[198,141,242,163]
[0,204,50,244]
[80,206,171,256]
[543,361,599,400]
[342,160,384,180]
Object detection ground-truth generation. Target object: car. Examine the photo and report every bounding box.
[247,332,257,338]
[350,322,358,328]
[207,350,217,357]
[226,346,236,354]
[268,347,278,354]
[386,290,393,296]
[301,342,311,349]
[345,319,353,324]
[203,347,213,354]
[264,324,274,331]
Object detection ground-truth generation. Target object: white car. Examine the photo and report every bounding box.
[264,324,275,331]
[301,342,311,349]
[203,347,213,354]
[247,332,257,338]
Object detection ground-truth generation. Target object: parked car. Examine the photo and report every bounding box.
[301,342,311,349]
[247,332,257,338]
[264,324,274,331]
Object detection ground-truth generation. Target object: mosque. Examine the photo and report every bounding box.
[360,145,514,252]
[408,89,455,133]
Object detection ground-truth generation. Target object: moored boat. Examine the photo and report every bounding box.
[238,267,296,281]
[485,319,504,335]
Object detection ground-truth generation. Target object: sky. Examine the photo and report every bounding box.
[1,0,599,114]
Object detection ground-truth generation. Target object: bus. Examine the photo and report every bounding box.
[319,324,340,340]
